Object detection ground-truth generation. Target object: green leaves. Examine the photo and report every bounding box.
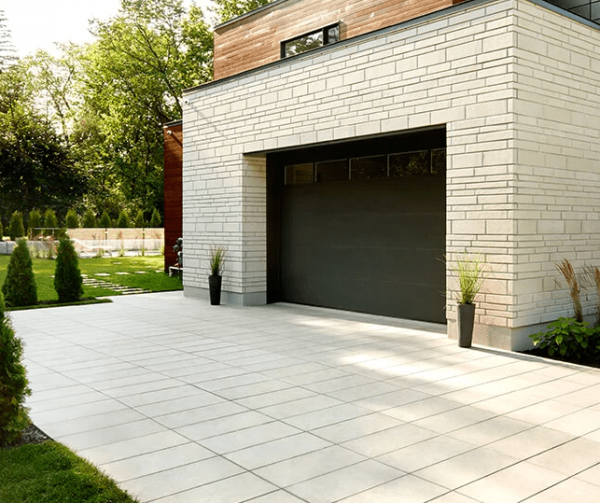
[529,317,600,362]
[213,0,273,23]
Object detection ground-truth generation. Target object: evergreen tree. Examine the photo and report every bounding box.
[116,210,130,228]
[28,209,42,238]
[149,208,161,227]
[99,210,111,228]
[82,209,97,228]
[54,238,83,303]
[134,210,145,228]
[65,209,80,228]
[1,239,37,307]
[43,208,58,231]
[0,218,3,239]
[0,292,31,446]
[8,211,24,241]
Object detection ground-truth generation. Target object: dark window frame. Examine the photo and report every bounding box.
[280,23,341,59]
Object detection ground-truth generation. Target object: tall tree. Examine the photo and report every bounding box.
[0,9,16,71]
[212,0,273,23]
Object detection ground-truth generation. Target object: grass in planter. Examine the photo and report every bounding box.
[0,441,139,503]
[0,255,182,306]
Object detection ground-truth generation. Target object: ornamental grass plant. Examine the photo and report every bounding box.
[210,246,226,276]
[453,252,487,305]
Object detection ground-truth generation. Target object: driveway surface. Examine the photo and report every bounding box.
[11,291,600,503]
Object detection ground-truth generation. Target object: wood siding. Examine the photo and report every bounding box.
[163,123,183,272]
[214,0,469,79]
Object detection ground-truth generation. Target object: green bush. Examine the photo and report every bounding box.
[530,317,600,362]
[43,209,58,232]
[0,292,31,446]
[8,212,25,241]
[54,238,84,303]
[65,209,80,229]
[99,210,112,228]
[149,208,161,228]
[116,210,130,229]
[28,210,42,238]
[134,210,145,228]
[1,239,37,307]
[0,219,3,240]
[82,209,97,228]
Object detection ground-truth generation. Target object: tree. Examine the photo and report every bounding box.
[8,211,24,241]
[0,293,31,446]
[82,209,97,228]
[0,9,17,71]
[99,210,112,228]
[54,238,83,303]
[2,239,37,307]
[134,210,145,228]
[149,208,161,227]
[212,0,273,23]
[65,209,80,228]
[117,210,130,228]
[43,209,58,230]
[28,210,42,238]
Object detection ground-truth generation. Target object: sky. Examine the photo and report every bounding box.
[2,0,214,58]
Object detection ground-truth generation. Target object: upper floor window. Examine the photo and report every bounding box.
[281,23,340,58]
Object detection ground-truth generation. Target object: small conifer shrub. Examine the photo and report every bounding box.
[65,209,80,229]
[99,210,112,228]
[117,210,130,228]
[43,209,58,232]
[149,208,161,227]
[8,211,25,241]
[28,209,42,238]
[54,238,84,303]
[82,209,97,228]
[0,292,31,446]
[1,239,37,307]
[134,210,145,228]
[0,218,3,240]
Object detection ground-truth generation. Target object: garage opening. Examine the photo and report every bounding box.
[266,127,446,323]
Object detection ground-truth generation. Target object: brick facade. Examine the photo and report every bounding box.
[183,0,600,350]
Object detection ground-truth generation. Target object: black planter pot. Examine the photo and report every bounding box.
[209,275,222,305]
[457,303,476,348]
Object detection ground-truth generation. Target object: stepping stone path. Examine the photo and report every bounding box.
[81,273,150,295]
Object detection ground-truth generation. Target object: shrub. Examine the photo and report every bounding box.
[99,210,112,228]
[8,211,25,241]
[0,292,31,446]
[556,259,583,322]
[0,219,3,240]
[1,239,37,307]
[43,209,58,232]
[134,210,145,228]
[117,210,130,229]
[54,238,84,303]
[82,209,97,228]
[149,208,161,227]
[65,209,80,229]
[28,210,42,238]
[530,317,600,362]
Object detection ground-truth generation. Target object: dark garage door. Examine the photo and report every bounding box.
[280,174,446,323]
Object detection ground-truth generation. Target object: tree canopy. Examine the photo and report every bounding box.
[212,0,273,24]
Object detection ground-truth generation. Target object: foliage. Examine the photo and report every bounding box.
[99,210,112,228]
[1,239,37,307]
[451,252,487,305]
[0,9,17,71]
[0,293,31,446]
[54,239,84,303]
[530,317,600,362]
[8,211,24,241]
[28,210,42,238]
[134,210,145,228]
[0,441,140,502]
[556,258,583,322]
[65,209,80,229]
[0,218,3,239]
[117,210,130,229]
[209,246,226,276]
[149,208,161,227]
[43,208,58,231]
[82,209,97,228]
[212,0,273,23]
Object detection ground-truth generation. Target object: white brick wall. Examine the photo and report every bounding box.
[183,0,600,349]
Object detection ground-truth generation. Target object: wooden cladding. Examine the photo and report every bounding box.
[163,123,183,273]
[214,0,470,80]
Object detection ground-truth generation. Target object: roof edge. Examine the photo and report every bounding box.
[215,0,290,31]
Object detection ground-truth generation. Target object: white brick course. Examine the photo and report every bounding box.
[183,0,600,349]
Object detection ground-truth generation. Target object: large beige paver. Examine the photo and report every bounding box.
[11,291,600,503]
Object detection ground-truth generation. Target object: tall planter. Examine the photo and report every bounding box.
[457,303,476,348]
[209,274,222,306]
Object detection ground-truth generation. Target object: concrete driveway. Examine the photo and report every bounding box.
[11,291,600,502]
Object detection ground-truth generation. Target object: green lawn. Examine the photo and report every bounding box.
[0,441,139,503]
[0,255,182,304]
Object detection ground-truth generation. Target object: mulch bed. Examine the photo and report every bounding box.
[1,424,52,449]
[520,347,600,369]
